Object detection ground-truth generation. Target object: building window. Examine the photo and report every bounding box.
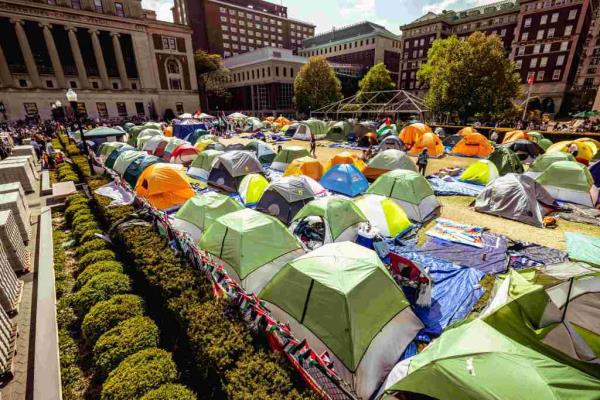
[540,15,547,25]
[547,28,555,38]
[518,46,525,56]
[551,13,559,23]
[560,41,568,51]
[116,102,127,116]
[71,0,81,9]
[537,30,544,40]
[97,102,108,118]
[515,59,522,69]
[524,17,532,27]
[568,9,577,20]
[290,68,294,78]
[112,82,119,89]
[552,69,561,80]
[115,2,124,16]
[556,55,565,66]
[543,43,551,53]
[521,32,528,41]
[47,0,56,4]
[533,44,541,54]
[536,70,544,81]
[162,36,177,50]
[527,71,535,83]
[219,6,226,13]
[275,67,279,76]
[169,79,182,90]
[46,80,54,88]
[220,16,227,22]
[94,0,103,13]
[92,81,99,89]
[564,25,573,36]
[540,57,548,67]
[530,58,537,68]
[131,82,137,90]
[70,81,77,88]
[500,28,506,36]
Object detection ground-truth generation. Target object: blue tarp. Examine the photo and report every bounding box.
[173,122,206,139]
[427,175,485,196]
[420,233,509,274]
[398,251,485,337]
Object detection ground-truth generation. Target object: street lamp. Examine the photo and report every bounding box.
[66,88,93,175]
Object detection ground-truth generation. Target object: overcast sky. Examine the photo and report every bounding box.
[141,0,500,34]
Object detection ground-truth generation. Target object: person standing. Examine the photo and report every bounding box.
[310,132,316,157]
[417,148,429,175]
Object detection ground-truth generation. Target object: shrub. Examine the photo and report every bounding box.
[75,261,124,290]
[56,297,77,329]
[71,209,94,226]
[59,329,86,400]
[73,221,101,242]
[225,352,310,400]
[75,238,109,258]
[71,272,131,317]
[82,294,144,345]
[186,300,252,374]
[139,384,196,400]
[78,250,116,272]
[93,316,159,377]
[66,194,88,207]
[80,229,104,243]
[72,213,95,226]
[66,144,81,156]
[65,203,88,222]
[100,348,178,400]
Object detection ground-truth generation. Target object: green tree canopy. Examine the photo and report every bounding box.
[358,63,395,97]
[294,56,343,114]
[195,50,231,98]
[417,32,521,120]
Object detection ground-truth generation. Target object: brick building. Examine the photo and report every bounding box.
[298,21,402,83]
[172,0,314,57]
[399,0,599,113]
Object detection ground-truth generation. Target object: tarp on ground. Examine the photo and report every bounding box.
[565,232,600,267]
[394,251,486,337]
[427,175,485,197]
[420,232,509,275]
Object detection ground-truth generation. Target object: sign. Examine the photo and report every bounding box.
[77,102,87,117]
[116,102,127,117]
[23,102,38,116]
[96,102,108,118]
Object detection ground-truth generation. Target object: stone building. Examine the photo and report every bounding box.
[173,0,314,57]
[0,0,198,121]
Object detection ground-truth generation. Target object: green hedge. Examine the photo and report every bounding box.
[139,384,197,400]
[93,316,159,377]
[82,294,144,345]
[78,250,117,273]
[71,272,131,317]
[100,348,178,400]
[75,238,109,258]
[73,221,101,242]
[75,261,124,290]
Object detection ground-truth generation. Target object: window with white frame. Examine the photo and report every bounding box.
[534,44,541,53]
[540,15,547,25]
[162,36,177,50]
[522,32,529,41]
[536,70,544,81]
[518,46,525,56]
[166,58,183,90]
[540,56,548,67]
[500,28,506,36]
[515,59,522,69]
[222,34,229,40]
[552,69,561,80]
[564,25,573,36]
[556,55,565,66]
[568,9,577,20]
[537,30,544,40]
[231,27,237,33]
[524,17,532,27]
[547,28,555,38]
[419,38,424,46]
[220,16,227,22]
[530,57,538,68]
[222,25,228,31]
[219,7,226,13]
[229,9,234,15]
[560,41,568,51]
[527,71,535,82]
[543,43,551,53]
[551,13,558,23]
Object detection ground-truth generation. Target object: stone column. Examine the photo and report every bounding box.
[89,29,110,89]
[11,18,42,88]
[65,26,89,89]
[110,32,130,89]
[0,44,13,88]
[40,23,66,88]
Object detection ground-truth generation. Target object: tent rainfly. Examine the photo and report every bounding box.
[293,119,328,141]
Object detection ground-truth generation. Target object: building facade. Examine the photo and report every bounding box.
[217,47,305,116]
[298,21,403,83]
[399,0,599,113]
[0,0,198,121]
[173,0,314,57]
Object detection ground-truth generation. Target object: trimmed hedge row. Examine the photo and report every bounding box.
[55,194,196,399]
[88,177,316,399]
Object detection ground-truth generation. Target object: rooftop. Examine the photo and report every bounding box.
[223,47,307,69]
[303,21,400,48]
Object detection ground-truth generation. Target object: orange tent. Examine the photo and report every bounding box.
[502,130,529,144]
[323,151,366,172]
[408,131,444,157]
[135,164,194,210]
[275,116,291,126]
[457,127,478,136]
[450,132,494,157]
[164,125,173,137]
[283,156,324,180]
[399,123,432,148]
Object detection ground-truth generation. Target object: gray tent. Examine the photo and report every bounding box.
[207,150,263,192]
[379,136,405,151]
[474,173,556,227]
[256,176,316,224]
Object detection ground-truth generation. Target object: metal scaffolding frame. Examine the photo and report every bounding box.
[310,90,429,120]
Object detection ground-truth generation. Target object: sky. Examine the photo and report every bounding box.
[141,0,500,34]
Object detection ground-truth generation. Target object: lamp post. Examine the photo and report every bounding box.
[66,88,93,175]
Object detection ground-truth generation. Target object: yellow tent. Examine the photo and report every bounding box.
[284,156,324,180]
[323,151,366,172]
[135,164,194,209]
[547,140,594,163]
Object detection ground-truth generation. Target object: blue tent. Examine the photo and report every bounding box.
[123,155,163,188]
[397,251,485,337]
[173,120,206,139]
[590,161,600,187]
[320,164,369,197]
[104,144,134,169]
[184,128,210,145]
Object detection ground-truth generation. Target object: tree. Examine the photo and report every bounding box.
[417,32,521,121]
[357,63,395,98]
[195,50,232,109]
[293,56,343,115]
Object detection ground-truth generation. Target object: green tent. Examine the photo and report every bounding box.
[136,129,163,149]
[487,146,524,175]
[535,161,596,206]
[376,123,398,137]
[291,197,367,243]
[481,268,600,378]
[199,208,302,293]
[527,131,553,151]
[367,169,439,222]
[172,193,243,242]
[127,122,162,146]
[363,149,417,180]
[326,121,352,142]
[98,142,127,162]
[566,232,600,267]
[293,119,328,140]
[260,242,422,399]
[187,150,223,179]
[244,140,276,164]
[123,122,135,132]
[271,146,311,171]
[381,319,600,400]
[538,138,553,151]
[74,127,125,141]
[529,152,576,173]
[112,150,146,176]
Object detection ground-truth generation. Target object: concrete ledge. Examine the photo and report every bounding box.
[33,207,62,400]
[40,171,52,196]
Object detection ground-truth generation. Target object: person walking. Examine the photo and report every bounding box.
[310,132,316,157]
[417,148,429,175]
